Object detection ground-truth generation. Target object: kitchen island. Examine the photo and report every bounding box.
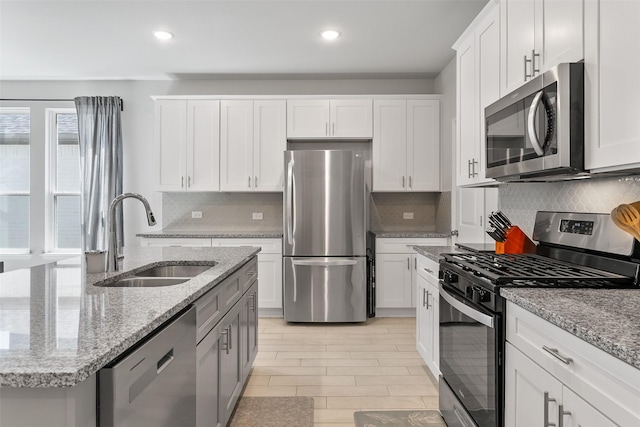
[0,246,259,426]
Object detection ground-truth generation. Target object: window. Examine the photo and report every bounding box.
[0,103,80,254]
[49,110,81,250]
[0,109,30,252]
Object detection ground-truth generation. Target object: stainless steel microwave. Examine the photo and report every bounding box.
[484,62,584,181]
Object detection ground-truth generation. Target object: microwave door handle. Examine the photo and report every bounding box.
[528,91,546,156]
[286,160,294,245]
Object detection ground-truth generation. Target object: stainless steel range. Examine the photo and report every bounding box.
[438,211,640,427]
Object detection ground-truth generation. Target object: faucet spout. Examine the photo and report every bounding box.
[106,193,156,272]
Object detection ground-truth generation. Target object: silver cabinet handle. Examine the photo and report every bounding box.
[414,257,417,270]
[425,290,431,309]
[409,176,412,188]
[248,176,251,188]
[543,346,573,365]
[181,176,184,188]
[544,392,557,427]
[472,159,478,177]
[221,327,229,354]
[407,257,410,270]
[249,292,256,311]
[188,176,191,188]
[325,122,328,135]
[524,55,532,81]
[467,159,472,178]
[255,176,258,188]
[402,176,406,188]
[228,324,232,350]
[532,49,540,75]
[558,405,570,427]
[422,267,434,274]
[422,288,427,307]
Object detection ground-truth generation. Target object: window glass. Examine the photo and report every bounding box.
[54,195,81,249]
[55,113,80,192]
[0,110,30,251]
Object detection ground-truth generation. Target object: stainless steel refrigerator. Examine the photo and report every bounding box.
[283,150,369,322]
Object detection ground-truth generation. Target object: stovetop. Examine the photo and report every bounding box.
[441,252,634,289]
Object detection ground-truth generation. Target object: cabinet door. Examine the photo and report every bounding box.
[219,303,243,426]
[505,342,563,427]
[536,0,584,72]
[376,253,412,308]
[330,99,373,138]
[456,35,478,187]
[454,187,487,243]
[187,100,220,191]
[501,0,536,94]
[196,326,222,427]
[407,100,440,191]
[220,100,254,191]
[253,100,286,191]
[256,252,283,309]
[286,100,330,138]
[475,5,500,185]
[585,0,640,172]
[156,100,187,191]
[562,387,619,427]
[373,100,407,191]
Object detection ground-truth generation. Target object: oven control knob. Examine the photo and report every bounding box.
[443,271,458,284]
[472,286,490,303]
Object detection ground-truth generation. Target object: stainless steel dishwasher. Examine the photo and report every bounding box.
[99,306,196,427]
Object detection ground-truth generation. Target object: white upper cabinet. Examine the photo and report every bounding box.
[584,0,640,173]
[373,99,440,192]
[501,0,583,94]
[287,99,372,138]
[220,100,286,192]
[155,100,220,192]
[455,2,500,187]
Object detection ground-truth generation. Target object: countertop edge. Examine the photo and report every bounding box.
[137,232,283,238]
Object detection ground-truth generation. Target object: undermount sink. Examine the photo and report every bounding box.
[133,264,214,278]
[95,262,216,287]
[104,277,190,287]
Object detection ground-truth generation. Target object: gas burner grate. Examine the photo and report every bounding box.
[443,252,631,284]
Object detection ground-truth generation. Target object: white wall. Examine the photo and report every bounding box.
[1,77,434,246]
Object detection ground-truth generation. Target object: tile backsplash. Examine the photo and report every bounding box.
[162,191,452,233]
[370,192,451,232]
[499,175,640,237]
[162,192,283,231]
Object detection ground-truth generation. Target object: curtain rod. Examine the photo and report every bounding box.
[0,98,124,111]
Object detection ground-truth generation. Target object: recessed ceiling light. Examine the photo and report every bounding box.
[321,30,340,41]
[153,31,173,40]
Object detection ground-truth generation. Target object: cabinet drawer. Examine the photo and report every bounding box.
[416,254,439,283]
[141,238,213,247]
[240,257,258,293]
[376,238,448,253]
[506,303,640,422]
[195,286,223,344]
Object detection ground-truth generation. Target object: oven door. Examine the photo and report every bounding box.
[439,283,502,427]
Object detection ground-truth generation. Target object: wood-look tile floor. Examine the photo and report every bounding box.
[244,317,439,427]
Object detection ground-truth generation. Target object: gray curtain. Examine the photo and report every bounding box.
[75,96,123,252]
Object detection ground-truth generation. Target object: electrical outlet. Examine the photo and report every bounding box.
[252,212,264,220]
[403,212,414,220]
[191,211,203,219]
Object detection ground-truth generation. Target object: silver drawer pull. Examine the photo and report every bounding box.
[543,346,573,365]
[221,328,229,354]
[422,267,433,274]
[544,391,557,427]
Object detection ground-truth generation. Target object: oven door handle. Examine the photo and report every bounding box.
[440,284,495,328]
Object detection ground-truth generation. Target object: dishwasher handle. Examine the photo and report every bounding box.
[156,349,174,374]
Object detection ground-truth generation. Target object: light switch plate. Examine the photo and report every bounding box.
[191,211,203,219]
[403,212,414,220]
[252,212,264,220]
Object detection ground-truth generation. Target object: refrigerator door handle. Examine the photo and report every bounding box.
[286,160,294,245]
[292,259,359,267]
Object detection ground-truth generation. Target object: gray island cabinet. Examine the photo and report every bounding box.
[0,246,259,427]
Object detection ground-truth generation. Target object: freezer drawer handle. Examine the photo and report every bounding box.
[292,259,358,267]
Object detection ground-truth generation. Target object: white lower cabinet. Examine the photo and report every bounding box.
[505,302,640,427]
[375,237,448,312]
[415,254,439,378]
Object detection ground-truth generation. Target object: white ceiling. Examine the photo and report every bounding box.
[0,0,488,81]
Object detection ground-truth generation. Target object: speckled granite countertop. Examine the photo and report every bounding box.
[370,231,451,238]
[0,246,259,388]
[137,230,283,238]
[412,245,461,262]
[501,288,640,370]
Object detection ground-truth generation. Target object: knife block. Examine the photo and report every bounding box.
[495,226,537,254]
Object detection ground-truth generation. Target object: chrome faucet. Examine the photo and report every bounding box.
[107,193,157,272]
